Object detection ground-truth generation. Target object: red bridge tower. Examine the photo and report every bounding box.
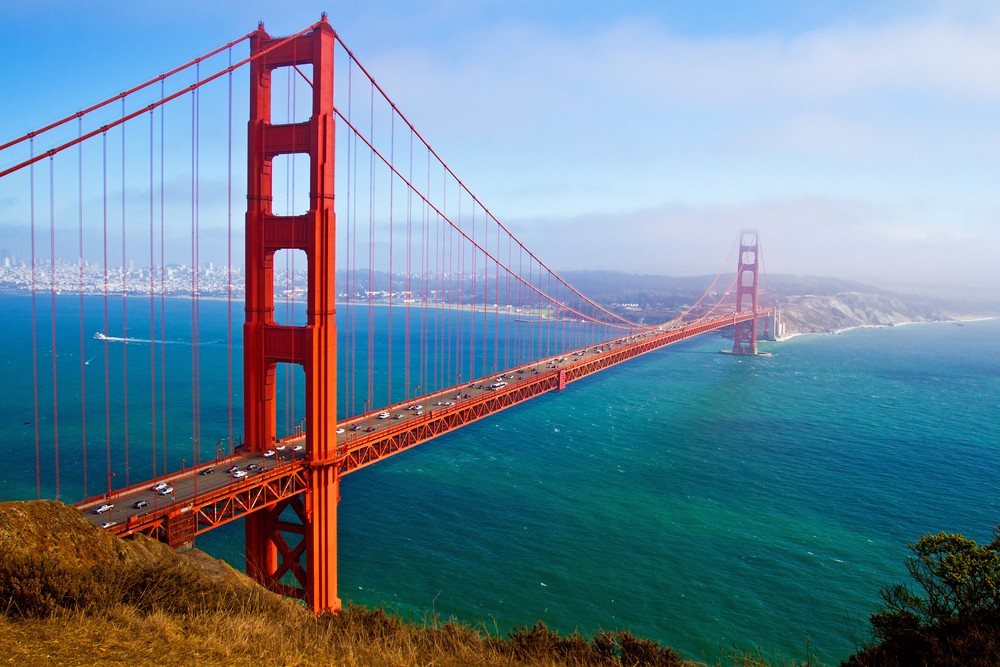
[243,18,340,612]
[732,231,760,356]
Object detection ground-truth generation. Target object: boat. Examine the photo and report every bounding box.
[93,331,108,341]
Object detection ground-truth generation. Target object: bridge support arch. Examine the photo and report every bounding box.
[244,17,340,613]
[732,231,760,355]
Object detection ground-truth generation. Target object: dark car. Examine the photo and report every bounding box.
[199,467,214,475]
[133,499,150,509]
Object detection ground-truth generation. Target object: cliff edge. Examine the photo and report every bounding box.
[778,291,957,336]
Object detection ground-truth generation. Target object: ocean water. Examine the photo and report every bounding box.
[2,292,998,664]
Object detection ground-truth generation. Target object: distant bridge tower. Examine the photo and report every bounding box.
[732,231,760,355]
[243,18,341,612]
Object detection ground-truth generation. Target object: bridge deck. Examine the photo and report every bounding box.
[75,310,769,542]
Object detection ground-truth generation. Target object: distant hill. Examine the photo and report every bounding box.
[559,270,996,334]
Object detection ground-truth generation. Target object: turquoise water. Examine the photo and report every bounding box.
[2,293,998,664]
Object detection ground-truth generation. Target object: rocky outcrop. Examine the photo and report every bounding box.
[778,292,955,336]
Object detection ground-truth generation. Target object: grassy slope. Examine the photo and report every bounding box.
[1,500,732,667]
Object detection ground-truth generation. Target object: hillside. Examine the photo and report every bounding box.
[777,291,958,336]
[0,500,711,667]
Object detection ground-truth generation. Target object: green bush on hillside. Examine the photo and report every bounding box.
[845,526,1000,667]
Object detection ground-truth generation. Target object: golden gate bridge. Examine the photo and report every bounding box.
[0,16,773,612]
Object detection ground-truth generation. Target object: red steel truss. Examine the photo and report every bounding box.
[88,308,770,554]
[104,463,309,550]
[338,311,767,473]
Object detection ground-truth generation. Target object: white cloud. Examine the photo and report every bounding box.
[350,4,1000,289]
[509,195,1000,289]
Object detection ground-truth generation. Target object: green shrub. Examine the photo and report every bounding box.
[845,526,1000,667]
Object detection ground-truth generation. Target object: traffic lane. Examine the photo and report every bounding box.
[332,330,659,446]
[83,450,304,529]
[86,331,662,528]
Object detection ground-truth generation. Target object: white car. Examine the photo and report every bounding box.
[232,469,247,479]
[158,485,174,495]
[100,521,117,529]
[378,411,390,419]
[152,482,169,492]
[263,449,275,458]
[336,428,345,434]
[93,503,113,514]
[293,445,304,452]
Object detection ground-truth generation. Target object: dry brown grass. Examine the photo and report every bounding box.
[0,501,780,667]
[0,602,705,667]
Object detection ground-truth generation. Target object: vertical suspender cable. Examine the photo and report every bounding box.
[419,152,428,397]
[159,81,169,475]
[404,129,412,400]
[387,113,394,406]
[367,85,375,414]
[433,194,440,391]
[450,206,458,385]
[102,133,112,496]
[29,141,40,499]
[194,64,202,472]
[437,199,444,389]
[504,235,511,371]
[455,189,463,384]
[121,100,131,487]
[349,77,358,418]
[545,270,552,358]
[493,220,500,375]
[49,158,60,499]
[444,208,450,386]
[191,70,198,473]
[149,110,158,480]
[481,208,487,379]
[343,59,353,417]
[78,120,89,498]
[468,201,475,382]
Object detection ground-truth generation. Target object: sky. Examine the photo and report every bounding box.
[2,0,999,291]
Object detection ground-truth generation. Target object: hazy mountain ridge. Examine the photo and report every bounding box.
[560,270,996,334]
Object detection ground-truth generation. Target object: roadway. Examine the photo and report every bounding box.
[76,311,765,533]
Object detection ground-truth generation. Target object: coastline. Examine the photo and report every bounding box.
[776,315,998,342]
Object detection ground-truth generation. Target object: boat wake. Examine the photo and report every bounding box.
[93,332,199,345]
